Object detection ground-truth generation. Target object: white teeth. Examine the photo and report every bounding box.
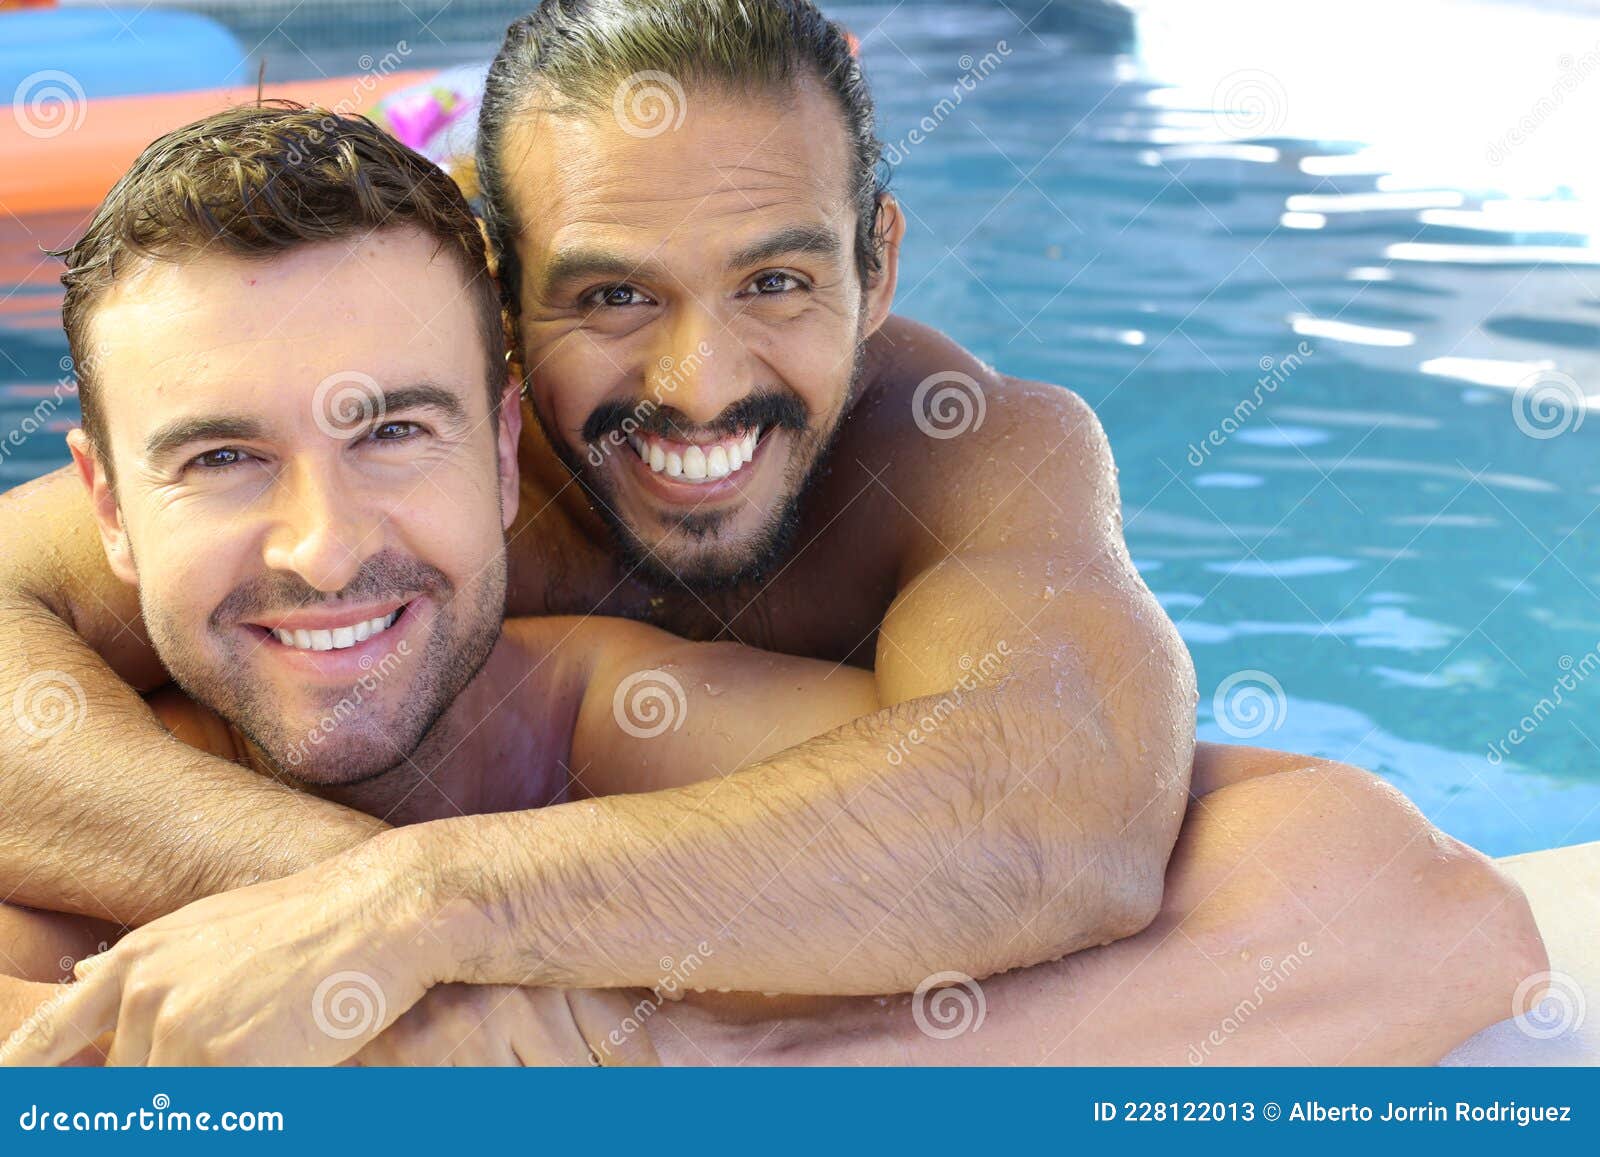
[273,610,400,652]
[635,427,762,484]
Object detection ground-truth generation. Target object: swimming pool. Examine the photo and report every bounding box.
[2,0,1597,855]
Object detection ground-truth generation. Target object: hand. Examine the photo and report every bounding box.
[346,984,659,1066]
[0,832,437,1066]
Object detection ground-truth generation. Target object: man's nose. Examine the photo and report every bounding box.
[648,307,745,426]
[259,457,380,593]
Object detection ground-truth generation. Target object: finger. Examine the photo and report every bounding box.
[0,973,122,1067]
[567,990,661,1066]
[104,990,158,1067]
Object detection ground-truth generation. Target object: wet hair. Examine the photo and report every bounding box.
[476,0,887,321]
[57,101,505,478]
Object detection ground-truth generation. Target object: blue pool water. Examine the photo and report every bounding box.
[3,0,1598,855]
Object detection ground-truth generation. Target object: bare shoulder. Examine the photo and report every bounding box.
[497,613,685,688]
[847,315,1118,543]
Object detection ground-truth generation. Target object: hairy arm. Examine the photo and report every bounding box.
[416,375,1196,995]
[0,467,385,923]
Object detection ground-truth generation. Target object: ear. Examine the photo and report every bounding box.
[494,376,525,532]
[66,428,138,586]
[861,192,906,338]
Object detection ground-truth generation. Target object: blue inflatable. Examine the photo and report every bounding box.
[0,7,247,102]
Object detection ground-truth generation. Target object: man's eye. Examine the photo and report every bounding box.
[585,284,651,308]
[748,271,803,295]
[189,447,249,470]
[371,420,422,442]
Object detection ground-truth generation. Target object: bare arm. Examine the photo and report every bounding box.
[417,377,1195,994]
[0,466,385,924]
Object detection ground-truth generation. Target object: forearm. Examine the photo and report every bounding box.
[0,592,386,923]
[410,685,1181,996]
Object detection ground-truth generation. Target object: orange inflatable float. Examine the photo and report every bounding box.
[0,71,433,218]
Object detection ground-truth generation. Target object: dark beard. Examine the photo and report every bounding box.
[538,343,865,596]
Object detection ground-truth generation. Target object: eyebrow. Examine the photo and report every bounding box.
[142,383,471,464]
[539,225,844,298]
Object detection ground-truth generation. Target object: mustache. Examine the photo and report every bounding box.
[581,390,809,447]
[209,549,452,627]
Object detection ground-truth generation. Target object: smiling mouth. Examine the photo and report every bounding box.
[627,426,762,483]
[247,604,410,652]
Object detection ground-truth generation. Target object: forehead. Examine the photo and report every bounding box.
[87,229,486,440]
[502,78,855,261]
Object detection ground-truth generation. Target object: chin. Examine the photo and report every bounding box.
[273,739,401,787]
